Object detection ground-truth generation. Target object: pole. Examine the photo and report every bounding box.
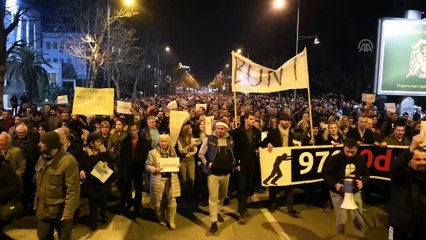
[106,0,110,88]
[293,0,300,100]
[157,51,160,96]
[233,91,238,129]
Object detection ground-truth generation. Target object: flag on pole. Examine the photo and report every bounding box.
[231,48,310,93]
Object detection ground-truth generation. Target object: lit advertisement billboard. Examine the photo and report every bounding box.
[375,18,426,96]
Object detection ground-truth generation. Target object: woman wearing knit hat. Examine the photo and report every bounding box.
[80,132,113,231]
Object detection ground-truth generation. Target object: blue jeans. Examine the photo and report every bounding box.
[37,218,73,240]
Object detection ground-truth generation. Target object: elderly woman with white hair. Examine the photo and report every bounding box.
[145,134,181,230]
[0,132,26,178]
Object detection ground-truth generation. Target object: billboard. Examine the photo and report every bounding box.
[375,18,426,96]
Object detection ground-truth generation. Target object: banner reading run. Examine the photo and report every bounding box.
[259,145,407,186]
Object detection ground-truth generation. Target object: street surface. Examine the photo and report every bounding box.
[5,190,389,240]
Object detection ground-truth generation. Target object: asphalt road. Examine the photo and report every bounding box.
[5,190,389,240]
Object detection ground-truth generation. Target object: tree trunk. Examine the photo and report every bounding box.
[0,64,5,109]
[132,77,139,99]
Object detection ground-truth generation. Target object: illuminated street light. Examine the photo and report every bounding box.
[237,48,242,54]
[156,45,172,96]
[107,0,138,88]
[273,0,285,9]
[123,0,134,7]
[314,36,320,45]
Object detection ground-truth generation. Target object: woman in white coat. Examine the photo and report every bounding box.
[145,134,181,229]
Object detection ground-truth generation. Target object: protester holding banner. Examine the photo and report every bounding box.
[388,134,426,240]
[260,113,299,217]
[322,122,345,145]
[380,123,411,147]
[322,137,370,237]
[233,111,261,224]
[198,120,236,235]
[145,134,180,230]
[346,116,374,145]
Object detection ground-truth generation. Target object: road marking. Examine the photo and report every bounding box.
[251,194,292,240]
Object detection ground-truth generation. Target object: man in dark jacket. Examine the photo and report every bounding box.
[346,116,374,144]
[233,112,261,224]
[322,137,369,237]
[119,123,146,217]
[388,134,426,239]
[260,113,299,217]
[12,124,40,214]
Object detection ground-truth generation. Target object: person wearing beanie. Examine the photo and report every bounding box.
[35,131,80,240]
[198,119,237,235]
[80,132,112,231]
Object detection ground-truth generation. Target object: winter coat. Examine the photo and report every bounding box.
[35,149,80,220]
[145,146,181,206]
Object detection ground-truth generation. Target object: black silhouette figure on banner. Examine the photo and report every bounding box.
[263,153,290,185]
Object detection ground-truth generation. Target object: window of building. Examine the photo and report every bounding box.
[46,42,51,49]
[60,42,64,49]
[53,58,58,63]
[60,59,64,63]
[53,42,58,49]
[48,73,57,84]
[66,59,71,64]
[46,58,51,62]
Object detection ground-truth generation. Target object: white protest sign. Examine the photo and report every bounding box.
[116,101,132,114]
[170,111,190,147]
[57,95,68,104]
[362,93,376,102]
[384,103,396,113]
[205,116,214,135]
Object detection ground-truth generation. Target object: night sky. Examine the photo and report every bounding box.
[131,0,426,86]
[36,0,426,87]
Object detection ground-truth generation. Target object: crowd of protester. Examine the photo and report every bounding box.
[0,92,425,239]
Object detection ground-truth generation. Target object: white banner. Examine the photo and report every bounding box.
[170,110,190,147]
[232,48,310,93]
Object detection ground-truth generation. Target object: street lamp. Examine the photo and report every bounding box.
[274,0,318,99]
[157,46,171,96]
[106,0,136,88]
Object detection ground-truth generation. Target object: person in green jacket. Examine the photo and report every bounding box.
[35,131,80,240]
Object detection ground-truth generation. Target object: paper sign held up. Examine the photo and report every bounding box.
[362,93,376,102]
[117,101,132,114]
[384,103,396,113]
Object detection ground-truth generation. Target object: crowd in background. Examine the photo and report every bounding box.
[0,92,425,238]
